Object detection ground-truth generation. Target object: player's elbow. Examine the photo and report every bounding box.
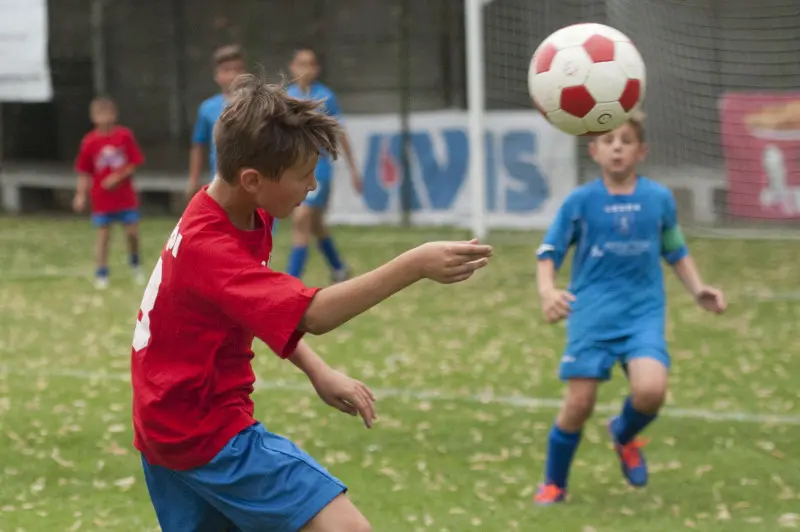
[298,311,335,336]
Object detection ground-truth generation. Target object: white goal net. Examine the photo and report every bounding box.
[479,0,800,236]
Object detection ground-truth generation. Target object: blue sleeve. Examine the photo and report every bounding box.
[192,104,211,146]
[661,190,689,264]
[324,90,342,119]
[537,195,579,270]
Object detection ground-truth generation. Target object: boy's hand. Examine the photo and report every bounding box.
[101,173,122,190]
[310,367,376,429]
[412,239,493,284]
[540,288,575,323]
[695,286,726,314]
[72,194,86,213]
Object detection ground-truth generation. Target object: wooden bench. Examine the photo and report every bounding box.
[1,167,186,214]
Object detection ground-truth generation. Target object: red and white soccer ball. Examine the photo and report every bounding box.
[528,23,646,136]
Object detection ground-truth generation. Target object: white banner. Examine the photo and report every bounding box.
[0,0,52,102]
[329,110,577,229]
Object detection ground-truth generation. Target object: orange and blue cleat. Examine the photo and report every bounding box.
[533,483,567,505]
[608,417,649,487]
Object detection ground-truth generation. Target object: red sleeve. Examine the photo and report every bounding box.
[74,137,94,174]
[218,266,319,357]
[123,128,145,166]
[186,237,319,358]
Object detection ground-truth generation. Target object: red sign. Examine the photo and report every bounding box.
[719,92,800,219]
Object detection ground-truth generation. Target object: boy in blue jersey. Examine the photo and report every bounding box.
[285,48,362,283]
[185,45,247,198]
[533,114,726,505]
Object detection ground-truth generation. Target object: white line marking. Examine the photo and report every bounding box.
[2,365,799,426]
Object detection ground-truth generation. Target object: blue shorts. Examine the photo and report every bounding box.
[91,209,139,228]
[560,329,670,382]
[141,422,347,532]
[303,158,333,209]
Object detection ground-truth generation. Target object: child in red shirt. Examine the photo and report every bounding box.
[73,96,145,289]
[131,74,493,532]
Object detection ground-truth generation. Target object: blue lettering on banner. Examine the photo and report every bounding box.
[362,127,550,214]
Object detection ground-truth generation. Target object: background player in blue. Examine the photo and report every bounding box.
[533,114,727,505]
[185,44,247,198]
[285,48,362,282]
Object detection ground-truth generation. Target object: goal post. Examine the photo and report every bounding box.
[464,0,488,241]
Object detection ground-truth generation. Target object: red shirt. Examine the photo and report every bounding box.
[74,126,144,214]
[131,189,319,470]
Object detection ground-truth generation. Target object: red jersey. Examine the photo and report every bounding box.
[74,126,144,214]
[131,188,319,470]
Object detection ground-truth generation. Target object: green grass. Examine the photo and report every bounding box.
[1,216,800,531]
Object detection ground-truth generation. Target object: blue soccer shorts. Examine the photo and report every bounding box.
[141,422,347,532]
[560,328,670,382]
[91,209,140,228]
[302,157,333,209]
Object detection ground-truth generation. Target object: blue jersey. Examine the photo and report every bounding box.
[537,177,688,343]
[192,93,227,179]
[286,82,341,161]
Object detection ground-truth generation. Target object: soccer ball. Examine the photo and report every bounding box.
[528,23,646,136]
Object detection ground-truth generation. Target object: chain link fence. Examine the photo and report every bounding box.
[3,0,800,231]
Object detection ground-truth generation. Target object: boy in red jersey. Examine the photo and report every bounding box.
[73,96,145,289]
[131,73,493,532]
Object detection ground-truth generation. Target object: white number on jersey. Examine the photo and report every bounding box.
[131,222,182,351]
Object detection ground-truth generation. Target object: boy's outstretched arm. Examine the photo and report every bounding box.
[289,340,376,428]
[661,192,725,314]
[299,240,492,335]
[670,256,726,313]
[537,258,575,324]
[536,193,578,324]
[72,173,91,212]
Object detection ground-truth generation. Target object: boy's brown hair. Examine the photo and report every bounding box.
[627,109,646,143]
[589,110,646,143]
[212,44,245,67]
[214,74,341,183]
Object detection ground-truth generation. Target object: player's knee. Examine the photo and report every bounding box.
[561,398,594,428]
[301,495,372,532]
[292,208,312,238]
[630,386,666,414]
[344,516,372,532]
[559,384,597,429]
[310,217,328,238]
[96,228,111,243]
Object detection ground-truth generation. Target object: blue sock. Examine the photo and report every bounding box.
[317,237,344,272]
[96,266,109,279]
[612,396,657,445]
[129,254,140,268]
[287,246,308,278]
[544,424,582,489]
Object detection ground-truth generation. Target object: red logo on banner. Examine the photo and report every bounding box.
[719,92,800,219]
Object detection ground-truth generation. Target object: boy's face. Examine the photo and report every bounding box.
[243,157,319,219]
[215,59,246,93]
[589,122,647,180]
[90,102,117,128]
[289,50,320,86]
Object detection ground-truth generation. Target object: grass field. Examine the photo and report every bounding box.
[1,215,800,531]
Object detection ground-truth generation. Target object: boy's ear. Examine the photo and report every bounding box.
[588,139,598,158]
[239,168,262,192]
[638,142,649,161]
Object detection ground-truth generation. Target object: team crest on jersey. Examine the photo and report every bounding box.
[96,145,127,171]
[615,212,633,235]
